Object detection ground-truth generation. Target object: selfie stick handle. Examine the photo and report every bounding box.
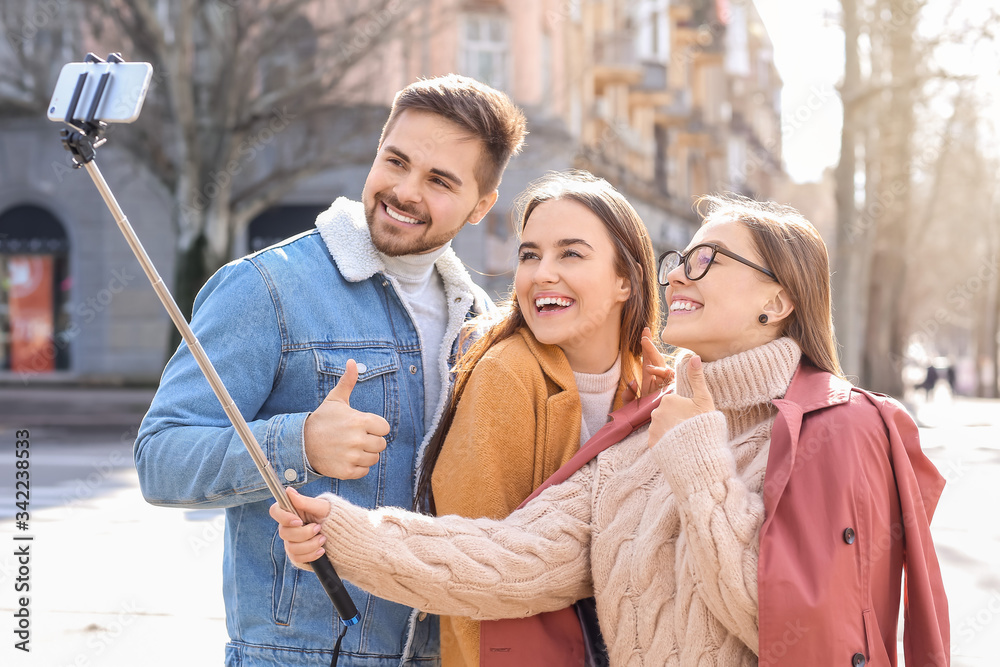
[78,156,360,627]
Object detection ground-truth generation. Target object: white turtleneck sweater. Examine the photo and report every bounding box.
[573,356,621,446]
[379,244,450,428]
[316,338,804,666]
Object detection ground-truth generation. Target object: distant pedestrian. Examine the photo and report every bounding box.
[919,364,939,399]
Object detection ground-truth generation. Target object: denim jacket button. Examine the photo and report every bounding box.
[283,468,297,482]
[417,612,428,621]
[409,365,417,374]
[355,362,367,374]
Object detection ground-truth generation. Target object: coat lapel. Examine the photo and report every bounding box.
[762,363,852,534]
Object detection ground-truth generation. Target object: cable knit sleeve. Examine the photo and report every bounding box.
[315,464,596,620]
[649,411,764,651]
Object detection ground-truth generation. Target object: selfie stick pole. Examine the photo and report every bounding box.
[56,55,360,637]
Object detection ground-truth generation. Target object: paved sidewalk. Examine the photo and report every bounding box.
[1,387,998,666]
[1,386,228,666]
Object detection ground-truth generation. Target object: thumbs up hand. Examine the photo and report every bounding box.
[647,355,716,448]
[304,359,391,479]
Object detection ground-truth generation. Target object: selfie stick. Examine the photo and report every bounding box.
[54,54,360,634]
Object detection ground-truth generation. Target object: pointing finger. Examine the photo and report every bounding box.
[641,327,666,368]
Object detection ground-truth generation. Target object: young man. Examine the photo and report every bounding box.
[135,75,527,666]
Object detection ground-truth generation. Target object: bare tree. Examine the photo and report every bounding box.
[904,93,1000,397]
[1,0,430,330]
[859,0,919,397]
[833,0,866,380]
[833,0,1000,393]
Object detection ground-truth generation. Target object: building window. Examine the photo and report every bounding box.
[247,205,329,254]
[635,0,669,63]
[0,205,71,373]
[459,14,509,91]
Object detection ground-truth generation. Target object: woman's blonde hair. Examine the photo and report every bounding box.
[695,194,843,377]
[416,171,662,512]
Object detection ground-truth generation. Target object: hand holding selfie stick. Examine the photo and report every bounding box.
[52,54,360,655]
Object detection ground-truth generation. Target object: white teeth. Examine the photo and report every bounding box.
[535,296,573,308]
[385,205,422,224]
[670,301,699,312]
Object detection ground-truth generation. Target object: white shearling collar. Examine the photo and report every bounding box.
[314,196,489,313]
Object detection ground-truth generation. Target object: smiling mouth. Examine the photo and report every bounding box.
[535,296,574,313]
[669,301,702,313]
[382,201,425,225]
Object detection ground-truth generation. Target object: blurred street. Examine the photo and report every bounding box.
[0,385,998,666]
[0,386,227,667]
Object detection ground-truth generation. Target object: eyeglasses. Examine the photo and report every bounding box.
[657,243,776,285]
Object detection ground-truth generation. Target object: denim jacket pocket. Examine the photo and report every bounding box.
[314,346,401,442]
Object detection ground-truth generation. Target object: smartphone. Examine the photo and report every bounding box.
[47,61,153,124]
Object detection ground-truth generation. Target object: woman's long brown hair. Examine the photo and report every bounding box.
[415,171,662,513]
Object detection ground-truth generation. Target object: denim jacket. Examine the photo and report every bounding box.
[135,198,491,666]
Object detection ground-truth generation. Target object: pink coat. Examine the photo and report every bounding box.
[758,362,949,666]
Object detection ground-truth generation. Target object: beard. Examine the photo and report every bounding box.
[363,189,474,257]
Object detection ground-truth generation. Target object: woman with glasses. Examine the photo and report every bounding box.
[273,195,949,666]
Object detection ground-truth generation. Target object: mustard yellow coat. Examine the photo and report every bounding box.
[430,326,628,667]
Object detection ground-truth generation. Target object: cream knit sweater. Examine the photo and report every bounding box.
[316,338,802,666]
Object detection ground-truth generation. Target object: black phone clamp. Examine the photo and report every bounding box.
[58,52,120,166]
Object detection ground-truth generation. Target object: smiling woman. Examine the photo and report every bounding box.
[659,219,793,362]
[515,198,632,373]
[403,170,661,666]
[658,194,842,373]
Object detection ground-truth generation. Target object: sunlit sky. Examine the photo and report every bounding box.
[753,0,844,183]
[753,0,1000,184]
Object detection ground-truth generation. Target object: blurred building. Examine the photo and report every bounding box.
[566,0,785,255]
[0,0,786,382]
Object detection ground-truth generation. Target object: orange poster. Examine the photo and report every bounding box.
[8,255,55,373]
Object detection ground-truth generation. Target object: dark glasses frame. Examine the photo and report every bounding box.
[657,243,776,285]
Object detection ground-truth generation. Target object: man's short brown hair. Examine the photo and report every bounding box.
[379,74,527,194]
